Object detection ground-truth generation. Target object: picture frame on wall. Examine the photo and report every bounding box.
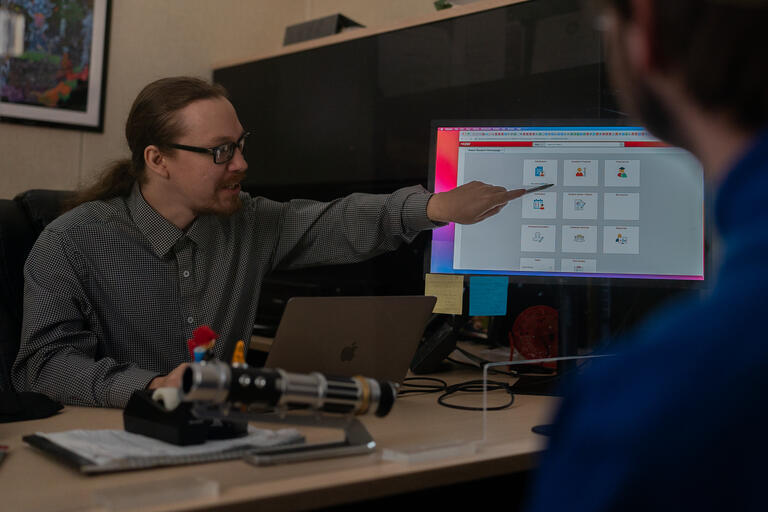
[0,0,111,132]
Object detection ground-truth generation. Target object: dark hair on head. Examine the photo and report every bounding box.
[597,0,768,131]
[67,77,228,209]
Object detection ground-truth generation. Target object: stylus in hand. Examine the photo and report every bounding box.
[523,183,554,194]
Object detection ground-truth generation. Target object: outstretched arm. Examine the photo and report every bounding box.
[268,182,524,271]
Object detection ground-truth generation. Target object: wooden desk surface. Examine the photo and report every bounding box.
[0,369,557,512]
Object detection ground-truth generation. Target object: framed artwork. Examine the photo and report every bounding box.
[0,0,111,132]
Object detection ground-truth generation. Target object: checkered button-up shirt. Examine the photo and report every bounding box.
[12,184,439,407]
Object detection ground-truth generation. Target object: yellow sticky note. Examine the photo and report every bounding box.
[425,273,464,315]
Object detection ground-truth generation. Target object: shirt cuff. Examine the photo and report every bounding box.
[401,186,448,232]
[106,367,161,408]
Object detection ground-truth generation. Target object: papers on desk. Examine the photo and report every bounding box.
[24,426,304,474]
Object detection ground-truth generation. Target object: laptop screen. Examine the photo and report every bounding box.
[428,122,705,281]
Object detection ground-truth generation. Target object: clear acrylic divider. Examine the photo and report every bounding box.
[482,355,613,444]
[381,354,611,464]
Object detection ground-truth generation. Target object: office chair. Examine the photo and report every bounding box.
[0,190,72,391]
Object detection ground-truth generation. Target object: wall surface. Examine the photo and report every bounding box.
[0,0,439,198]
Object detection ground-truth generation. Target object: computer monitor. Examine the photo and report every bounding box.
[428,120,706,284]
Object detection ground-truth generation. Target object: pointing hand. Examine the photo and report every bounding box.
[426,181,525,225]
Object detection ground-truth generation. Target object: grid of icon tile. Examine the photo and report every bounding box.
[521,159,640,272]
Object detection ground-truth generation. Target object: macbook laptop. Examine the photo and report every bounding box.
[264,296,437,384]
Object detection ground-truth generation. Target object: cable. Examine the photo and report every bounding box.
[400,352,605,411]
[398,377,447,396]
[400,376,515,411]
[437,379,515,411]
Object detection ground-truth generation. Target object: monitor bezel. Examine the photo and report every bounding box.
[425,118,712,290]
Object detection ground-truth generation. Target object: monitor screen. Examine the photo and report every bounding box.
[428,121,705,282]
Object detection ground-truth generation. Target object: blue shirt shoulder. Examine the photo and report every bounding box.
[526,130,768,512]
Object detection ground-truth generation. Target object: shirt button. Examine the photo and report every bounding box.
[182,270,190,278]
[187,316,194,324]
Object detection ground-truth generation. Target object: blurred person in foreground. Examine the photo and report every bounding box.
[525,0,768,510]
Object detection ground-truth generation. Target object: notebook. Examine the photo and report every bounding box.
[23,426,303,474]
[264,296,437,384]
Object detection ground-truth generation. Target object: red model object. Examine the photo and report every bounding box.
[187,325,218,358]
[509,305,558,368]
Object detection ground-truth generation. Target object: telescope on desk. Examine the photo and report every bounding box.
[124,361,398,464]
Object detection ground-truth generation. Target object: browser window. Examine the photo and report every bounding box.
[431,125,705,280]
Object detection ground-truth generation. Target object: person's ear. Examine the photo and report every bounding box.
[144,145,170,179]
[625,0,657,75]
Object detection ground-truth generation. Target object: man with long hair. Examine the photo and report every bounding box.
[12,76,523,407]
[525,1,768,510]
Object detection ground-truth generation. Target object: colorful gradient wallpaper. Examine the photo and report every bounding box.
[429,126,704,281]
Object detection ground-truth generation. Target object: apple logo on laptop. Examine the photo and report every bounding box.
[340,341,358,362]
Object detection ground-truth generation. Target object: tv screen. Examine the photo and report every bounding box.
[428,121,705,283]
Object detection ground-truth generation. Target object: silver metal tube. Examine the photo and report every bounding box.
[180,362,396,417]
[181,360,230,403]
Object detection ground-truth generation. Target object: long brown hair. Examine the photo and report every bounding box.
[67,77,228,209]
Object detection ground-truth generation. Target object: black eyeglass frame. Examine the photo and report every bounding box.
[168,131,250,164]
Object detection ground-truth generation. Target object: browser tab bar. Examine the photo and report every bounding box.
[532,142,624,147]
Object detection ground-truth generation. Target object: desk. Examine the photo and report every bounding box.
[0,369,557,511]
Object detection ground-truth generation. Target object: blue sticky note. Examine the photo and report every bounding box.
[469,276,508,316]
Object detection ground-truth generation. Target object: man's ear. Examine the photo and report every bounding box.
[144,145,170,179]
[626,0,657,75]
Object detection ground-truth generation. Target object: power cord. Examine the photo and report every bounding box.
[437,379,515,411]
[397,377,447,396]
[401,347,609,412]
[399,376,515,411]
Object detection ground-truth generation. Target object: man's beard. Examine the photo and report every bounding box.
[606,24,688,149]
[216,195,242,216]
[197,194,242,218]
[632,78,688,149]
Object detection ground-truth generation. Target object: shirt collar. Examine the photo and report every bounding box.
[185,212,216,248]
[714,127,768,239]
[127,184,185,258]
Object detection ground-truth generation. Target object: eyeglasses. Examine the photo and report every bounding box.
[168,131,250,164]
